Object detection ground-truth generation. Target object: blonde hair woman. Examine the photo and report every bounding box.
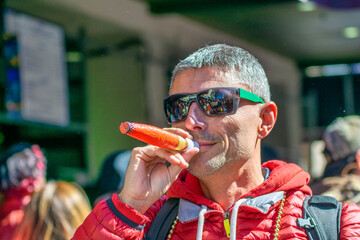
[14,180,91,240]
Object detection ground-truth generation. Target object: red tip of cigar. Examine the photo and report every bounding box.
[119,122,132,134]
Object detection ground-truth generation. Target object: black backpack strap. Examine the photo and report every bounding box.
[297,195,342,240]
[145,198,180,240]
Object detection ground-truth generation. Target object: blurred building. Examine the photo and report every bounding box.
[0,0,359,185]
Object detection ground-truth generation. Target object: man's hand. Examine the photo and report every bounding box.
[118,128,199,214]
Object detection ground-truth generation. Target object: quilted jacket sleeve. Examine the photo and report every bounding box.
[340,202,360,239]
[72,194,166,240]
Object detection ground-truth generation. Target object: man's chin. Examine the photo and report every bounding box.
[187,155,225,178]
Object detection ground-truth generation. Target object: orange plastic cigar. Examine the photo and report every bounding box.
[119,122,197,151]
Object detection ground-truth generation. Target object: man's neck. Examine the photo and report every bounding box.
[198,159,264,211]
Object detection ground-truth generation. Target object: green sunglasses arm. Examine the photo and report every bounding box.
[239,89,265,104]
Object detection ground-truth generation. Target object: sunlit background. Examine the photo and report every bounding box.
[0,0,359,202]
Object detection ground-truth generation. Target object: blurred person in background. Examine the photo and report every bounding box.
[311,115,360,204]
[0,142,46,240]
[91,150,131,205]
[13,180,91,240]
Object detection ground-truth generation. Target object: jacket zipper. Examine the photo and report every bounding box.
[223,211,231,238]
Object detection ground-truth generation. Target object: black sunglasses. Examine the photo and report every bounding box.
[163,87,265,123]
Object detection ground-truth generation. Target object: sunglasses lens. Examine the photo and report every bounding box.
[164,88,238,123]
[164,95,189,123]
[198,88,235,115]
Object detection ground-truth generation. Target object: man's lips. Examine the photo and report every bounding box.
[195,141,216,148]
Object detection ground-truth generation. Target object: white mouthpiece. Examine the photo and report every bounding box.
[185,138,199,150]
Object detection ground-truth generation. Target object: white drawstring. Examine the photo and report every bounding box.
[196,205,207,240]
[230,198,248,240]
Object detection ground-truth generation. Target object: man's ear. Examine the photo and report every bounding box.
[258,101,278,139]
[355,149,360,170]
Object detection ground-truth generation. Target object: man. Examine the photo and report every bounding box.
[73,44,360,239]
[312,115,360,204]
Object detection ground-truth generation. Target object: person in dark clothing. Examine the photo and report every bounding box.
[92,150,131,205]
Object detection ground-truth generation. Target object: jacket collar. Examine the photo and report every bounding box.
[178,191,286,223]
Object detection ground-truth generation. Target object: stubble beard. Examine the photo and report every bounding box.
[187,150,228,178]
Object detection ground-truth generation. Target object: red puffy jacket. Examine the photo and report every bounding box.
[72,160,360,239]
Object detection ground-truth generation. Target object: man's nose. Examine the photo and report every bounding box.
[184,102,206,131]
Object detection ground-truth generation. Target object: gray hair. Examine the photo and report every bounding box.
[170,44,271,102]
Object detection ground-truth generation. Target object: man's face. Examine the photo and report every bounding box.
[170,67,262,178]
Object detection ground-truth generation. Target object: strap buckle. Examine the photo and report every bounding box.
[297,217,317,229]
